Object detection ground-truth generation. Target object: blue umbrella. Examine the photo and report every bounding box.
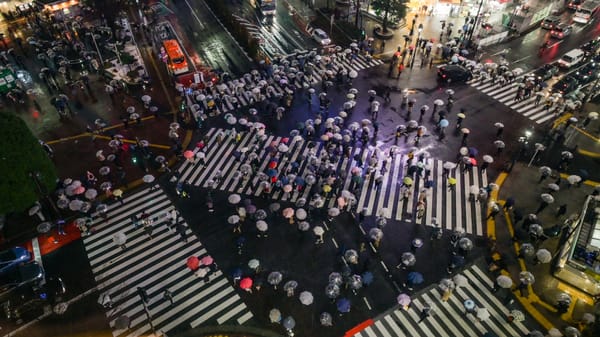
[231,267,242,278]
[291,162,300,168]
[468,147,478,157]
[280,176,289,184]
[407,272,424,285]
[451,255,465,267]
[336,298,351,313]
[267,169,278,177]
[294,177,305,186]
[439,119,449,128]
[361,271,374,285]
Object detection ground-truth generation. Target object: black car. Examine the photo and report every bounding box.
[581,37,600,56]
[575,62,598,84]
[552,76,580,94]
[533,63,559,81]
[437,65,472,83]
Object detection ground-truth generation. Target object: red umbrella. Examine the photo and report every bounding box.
[187,256,200,271]
[268,161,277,169]
[200,255,214,266]
[281,137,289,144]
[470,158,477,165]
[183,150,194,159]
[240,277,253,289]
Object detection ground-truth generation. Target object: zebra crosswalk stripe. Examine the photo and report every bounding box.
[352,264,531,337]
[82,187,253,337]
[180,128,488,235]
[467,76,556,124]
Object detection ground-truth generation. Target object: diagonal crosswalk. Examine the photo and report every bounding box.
[352,264,532,337]
[466,76,556,124]
[83,187,253,337]
[178,128,489,235]
[193,52,384,115]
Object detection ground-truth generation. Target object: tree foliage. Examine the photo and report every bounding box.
[371,0,407,33]
[0,113,57,214]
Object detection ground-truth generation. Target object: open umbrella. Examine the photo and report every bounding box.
[541,193,555,204]
[328,207,340,217]
[336,298,351,313]
[548,328,562,337]
[567,175,582,185]
[453,274,468,288]
[458,237,473,250]
[565,326,581,337]
[282,316,295,330]
[112,232,126,246]
[284,280,298,293]
[84,189,97,200]
[536,249,552,263]
[401,252,416,266]
[256,220,268,232]
[187,256,200,271]
[228,194,241,204]
[183,150,194,159]
[344,249,358,264]
[296,208,307,220]
[496,275,513,288]
[397,293,411,306]
[248,259,260,270]
[69,199,83,211]
[349,274,363,290]
[313,226,324,235]
[329,272,343,286]
[539,166,552,175]
[443,162,457,170]
[298,221,310,231]
[268,271,283,288]
[520,243,535,257]
[482,155,494,163]
[320,312,333,326]
[519,271,535,284]
[548,183,560,192]
[476,307,490,321]
[510,309,525,322]
[114,315,130,330]
[325,283,340,299]
[269,308,282,323]
[240,277,253,290]
[407,271,424,285]
[228,215,240,224]
[200,256,213,266]
[439,278,455,291]
[299,291,314,305]
[361,271,374,285]
[143,174,155,183]
[282,208,295,218]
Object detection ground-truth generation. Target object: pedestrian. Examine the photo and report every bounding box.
[441,289,453,302]
[487,203,501,219]
[535,200,549,214]
[397,63,404,79]
[556,204,567,218]
[137,286,150,304]
[418,306,432,323]
[100,292,113,309]
[170,209,179,231]
[176,223,188,243]
[163,289,174,305]
[503,197,515,211]
[56,219,66,235]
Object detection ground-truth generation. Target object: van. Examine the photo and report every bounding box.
[541,15,561,29]
[558,49,586,68]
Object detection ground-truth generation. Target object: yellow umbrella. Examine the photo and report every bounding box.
[323,185,332,193]
[112,189,123,197]
[403,177,413,185]
[448,177,457,185]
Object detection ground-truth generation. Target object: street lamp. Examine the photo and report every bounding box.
[528,143,546,167]
[410,24,423,68]
[466,0,486,46]
[86,32,104,66]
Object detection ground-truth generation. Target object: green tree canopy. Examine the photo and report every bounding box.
[0,112,57,214]
[371,0,407,33]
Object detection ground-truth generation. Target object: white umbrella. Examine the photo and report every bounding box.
[401,252,416,266]
[567,175,582,185]
[313,226,324,235]
[433,99,444,106]
[143,174,155,183]
[248,259,260,269]
[536,249,552,263]
[269,308,281,323]
[256,220,268,232]
[548,183,560,192]
[541,193,555,204]
[112,232,127,245]
[453,274,468,288]
[482,155,494,163]
[496,275,513,288]
[443,162,457,170]
[228,194,241,204]
[296,208,307,220]
[84,189,98,200]
[328,208,340,217]
[228,215,240,224]
[547,328,563,337]
[476,307,490,321]
[299,291,314,305]
[69,199,83,211]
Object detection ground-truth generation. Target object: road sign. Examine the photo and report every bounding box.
[0,68,16,94]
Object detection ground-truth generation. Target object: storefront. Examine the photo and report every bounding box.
[554,196,600,296]
[34,0,79,18]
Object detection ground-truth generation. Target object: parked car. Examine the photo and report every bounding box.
[552,75,580,94]
[1,275,65,322]
[311,28,331,46]
[550,23,573,39]
[0,247,31,277]
[533,63,559,81]
[558,49,586,68]
[437,64,472,83]
[541,15,561,29]
[575,62,598,84]
[0,262,44,297]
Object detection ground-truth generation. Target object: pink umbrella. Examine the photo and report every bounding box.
[282,208,295,218]
[240,277,253,290]
[283,184,293,193]
[337,197,347,208]
[74,186,86,195]
[183,150,194,159]
[200,255,214,266]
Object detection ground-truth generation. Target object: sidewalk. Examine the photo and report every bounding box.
[491,162,597,333]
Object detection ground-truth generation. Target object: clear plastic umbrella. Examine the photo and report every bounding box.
[496,275,513,288]
[269,308,282,323]
[348,274,362,290]
[328,207,340,217]
[296,208,307,220]
[329,272,343,286]
[439,278,455,291]
[510,309,525,322]
[541,193,555,204]
[319,312,333,326]
[325,283,340,299]
[298,221,310,231]
[453,274,468,288]
[520,243,535,257]
[256,220,268,232]
[401,252,416,266]
[344,249,358,264]
[369,228,383,241]
[282,316,295,330]
[564,326,581,337]
[228,194,241,204]
[458,237,473,250]
[519,271,535,284]
[397,293,411,306]
[476,307,490,320]
[536,249,552,263]
[268,271,283,288]
[228,215,240,224]
[248,259,260,270]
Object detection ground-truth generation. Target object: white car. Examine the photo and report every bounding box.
[311,28,331,46]
[557,48,585,69]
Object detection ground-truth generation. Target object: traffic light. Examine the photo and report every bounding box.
[131,155,138,164]
[360,29,366,40]
[180,101,186,111]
